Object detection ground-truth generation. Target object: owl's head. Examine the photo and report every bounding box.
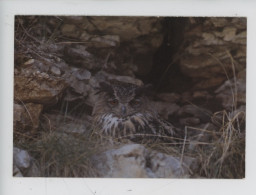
[93,81,152,118]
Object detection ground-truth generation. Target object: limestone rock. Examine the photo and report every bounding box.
[194,77,226,89]
[92,144,197,178]
[154,102,180,120]
[179,53,228,78]
[178,17,246,90]
[178,105,212,123]
[50,66,61,76]
[63,46,103,70]
[13,165,23,177]
[215,77,246,110]
[89,35,120,47]
[73,68,91,81]
[82,16,163,42]
[59,16,164,77]
[61,24,80,38]
[192,91,212,99]
[157,93,181,103]
[13,147,31,169]
[14,73,67,104]
[26,161,41,177]
[13,103,43,132]
[179,117,201,126]
[13,147,41,177]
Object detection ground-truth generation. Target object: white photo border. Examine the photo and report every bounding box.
[1,1,255,195]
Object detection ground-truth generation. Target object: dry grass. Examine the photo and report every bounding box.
[15,130,100,177]
[14,106,245,178]
[196,110,245,178]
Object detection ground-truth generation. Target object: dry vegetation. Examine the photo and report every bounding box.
[14,100,245,178]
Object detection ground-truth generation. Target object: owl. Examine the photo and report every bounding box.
[92,80,178,141]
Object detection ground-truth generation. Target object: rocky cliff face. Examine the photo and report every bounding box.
[13,16,246,178]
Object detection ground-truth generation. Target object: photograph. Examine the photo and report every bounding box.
[13,15,246,178]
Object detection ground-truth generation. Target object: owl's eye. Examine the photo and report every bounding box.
[130,99,141,107]
[108,99,118,106]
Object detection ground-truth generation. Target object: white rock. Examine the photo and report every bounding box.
[13,165,23,177]
[92,144,197,178]
[24,59,35,65]
[50,66,61,76]
[13,147,31,169]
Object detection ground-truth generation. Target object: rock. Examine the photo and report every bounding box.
[24,59,35,66]
[59,16,164,77]
[73,68,91,81]
[179,117,200,126]
[178,105,212,123]
[69,79,90,97]
[61,24,80,38]
[62,68,92,97]
[26,161,41,177]
[181,92,192,102]
[146,150,197,178]
[59,123,89,135]
[188,123,218,150]
[223,27,237,41]
[13,103,43,132]
[24,103,43,130]
[154,102,180,120]
[231,18,247,29]
[209,18,229,27]
[91,70,143,87]
[215,77,246,110]
[33,60,50,72]
[108,75,143,86]
[192,91,212,99]
[63,46,103,70]
[93,144,148,177]
[92,144,197,178]
[50,66,61,76]
[82,16,163,42]
[13,147,31,169]
[13,103,25,125]
[201,32,224,45]
[178,17,246,91]
[13,148,41,177]
[232,31,246,44]
[194,77,226,89]
[14,73,67,104]
[13,165,23,177]
[62,16,85,24]
[89,35,120,47]
[179,53,227,78]
[157,93,181,103]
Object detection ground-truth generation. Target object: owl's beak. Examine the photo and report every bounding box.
[121,105,127,116]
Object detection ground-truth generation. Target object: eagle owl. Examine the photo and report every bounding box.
[92,81,177,141]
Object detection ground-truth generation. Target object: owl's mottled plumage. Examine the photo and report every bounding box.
[92,81,177,140]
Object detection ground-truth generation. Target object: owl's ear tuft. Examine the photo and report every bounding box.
[135,84,153,97]
[95,82,114,95]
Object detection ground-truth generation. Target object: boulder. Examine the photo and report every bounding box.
[13,103,43,133]
[13,147,31,169]
[178,17,246,91]
[92,144,197,178]
[14,72,67,104]
[215,77,246,110]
